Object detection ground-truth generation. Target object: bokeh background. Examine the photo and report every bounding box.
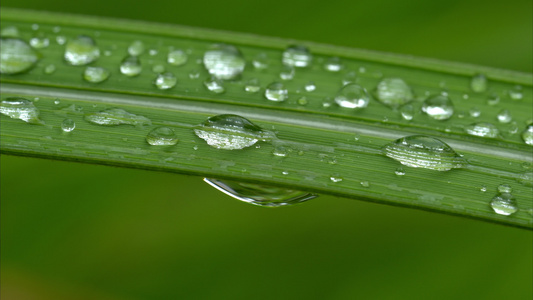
[1,0,532,299]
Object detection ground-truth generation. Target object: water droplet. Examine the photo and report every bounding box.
[53,99,61,105]
[342,71,357,86]
[64,35,100,66]
[422,94,454,120]
[204,178,316,207]
[508,86,523,100]
[61,118,76,132]
[31,24,39,31]
[52,26,61,33]
[469,107,481,118]
[480,185,487,192]
[265,82,288,102]
[152,64,165,73]
[203,44,245,80]
[44,64,56,74]
[0,97,43,124]
[330,176,343,183]
[148,49,158,56]
[244,78,260,93]
[0,38,39,74]
[400,104,415,121]
[55,35,67,45]
[374,78,413,109]
[497,109,512,123]
[272,146,289,157]
[334,83,370,109]
[470,73,488,93]
[194,114,274,150]
[1,26,20,38]
[382,135,466,171]
[304,81,316,92]
[521,124,533,145]
[360,181,370,188]
[29,33,49,49]
[84,108,151,126]
[252,52,268,70]
[204,76,225,94]
[120,55,142,76]
[146,127,179,145]
[395,168,406,176]
[464,122,499,138]
[282,45,312,68]
[490,192,518,216]
[154,72,177,90]
[279,65,295,80]
[127,40,145,56]
[297,97,308,105]
[167,49,187,66]
[324,57,342,72]
[487,94,500,106]
[83,66,110,83]
[497,184,512,193]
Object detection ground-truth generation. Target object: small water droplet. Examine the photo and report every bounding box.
[422,94,454,120]
[204,178,316,207]
[508,86,523,100]
[1,26,20,38]
[146,127,179,145]
[203,44,245,80]
[279,65,295,80]
[0,38,39,74]
[244,78,260,93]
[470,73,488,93]
[29,33,49,49]
[508,122,519,135]
[64,35,100,66]
[31,24,39,31]
[52,26,61,33]
[272,146,289,157]
[281,171,289,175]
[521,124,533,145]
[0,97,43,124]
[497,109,512,123]
[148,49,158,56]
[464,122,499,138]
[395,168,406,176]
[490,192,518,216]
[154,72,177,90]
[497,184,512,193]
[480,185,487,192]
[400,104,415,121]
[265,82,288,102]
[342,71,357,86]
[204,76,225,94]
[128,40,145,56]
[54,99,60,105]
[152,64,165,73]
[44,64,56,74]
[374,78,413,109]
[120,55,142,76]
[55,35,67,45]
[304,81,316,92]
[469,107,481,118]
[487,94,500,106]
[167,49,188,66]
[360,181,370,188]
[330,175,343,183]
[194,114,274,150]
[382,135,466,171]
[334,83,370,109]
[282,45,312,68]
[188,69,200,79]
[84,108,151,126]
[324,57,342,72]
[252,52,269,70]
[61,118,76,132]
[83,66,110,83]
[297,97,308,105]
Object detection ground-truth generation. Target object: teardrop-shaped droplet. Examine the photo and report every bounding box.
[120,55,142,76]
[167,49,188,66]
[490,192,518,216]
[521,124,533,145]
[204,178,316,207]
[61,118,76,132]
[204,76,225,94]
[194,114,274,150]
[470,73,488,93]
[382,135,466,171]
[146,127,179,145]
[0,97,43,124]
[282,45,312,68]
[0,38,39,74]
[265,82,288,102]
[334,83,370,109]
[464,122,499,138]
[374,78,413,109]
[64,35,100,66]
[127,40,145,56]
[203,44,245,80]
[83,66,110,83]
[85,108,151,126]
[324,57,342,72]
[422,94,454,120]
[154,72,177,90]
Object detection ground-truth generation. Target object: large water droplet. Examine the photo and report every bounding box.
[203,44,245,80]
[61,118,76,132]
[127,40,145,56]
[282,45,312,68]
[204,76,225,94]
[146,127,179,145]
[470,73,488,93]
[382,135,466,171]
[154,72,177,90]
[120,55,142,76]
[265,82,288,102]
[0,38,39,74]
[521,124,533,145]
[490,192,518,216]
[167,49,188,66]
[0,97,43,124]
[464,122,499,138]
[1,26,20,38]
[334,83,370,109]
[83,66,110,83]
[85,108,151,126]
[204,178,316,207]
[194,114,274,150]
[64,35,100,66]
[374,78,413,109]
[422,94,454,120]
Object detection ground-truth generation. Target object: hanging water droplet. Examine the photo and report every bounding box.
[497,109,512,123]
[0,97,43,124]
[282,45,312,68]
[154,72,177,90]
[244,78,260,93]
[334,83,370,109]
[400,104,415,121]
[464,122,499,138]
[204,76,225,94]
[64,35,100,66]
[265,82,288,102]
[374,78,413,109]
[497,184,512,193]
[279,65,295,80]
[204,178,316,207]
[194,114,274,150]
[395,168,406,176]
[120,55,142,76]
[469,107,481,118]
[470,73,488,93]
[330,175,343,183]
[61,118,76,132]
[83,66,110,83]
[422,94,454,120]
[324,57,342,72]
[167,49,188,66]
[490,192,518,216]
[487,94,500,106]
[0,38,39,74]
[85,108,151,126]
[146,127,179,145]
[382,135,466,171]
[342,71,357,86]
[203,44,245,80]
[29,33,49,49]
[44,64,56,74]
[304,81,316,92]
[252,52,268,70]
[508,86,523,100]
[127,40,145,56]
[521,124,533,145]
[1,26,20,38]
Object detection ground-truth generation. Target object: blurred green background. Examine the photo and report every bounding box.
[1,0,532,299]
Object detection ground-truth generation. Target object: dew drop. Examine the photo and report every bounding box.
[61,118,76,132]
[469,107,481,118]
[29,33,49,49]
[334,83,370,109]
[148,49,158,56]
[374,78,413,109]
[297,97,308,105]
[167,49,188,66]
[44,64,56,74]
[382,135,466,171]
[55,35,67,45]
[282,45,312,68]
[279,65,295,80]
[127,40,145,56]
[342,71,357,86]
[244,78,261,93]
[188,69,200,79]
[203,44,245,80]
[304,81,316,92]
[64,35,100,66]
[422,94,454,120]
[470,73,488,93]
[146,127,179,145]
[1,26,20,38]
[324,57,342,72]
[395,168,406,176]
[487,94,500,106]
[497,184,512,193]
[204,76,225,94]
[252,52,268,70]
[0,38,39,74]
[204,178,316,207]
[360,181,370,188]
[480,185,487,192]
[83,66,110,83]
[119,55,142,76]
[0,97,43,124]
[272,146,289,157]
[496,109,512,124]
[490,192,518,216]
[508,86,523,100]
[265,82,288,102]
[154,72,177,90]
[330,176,343,183]
[464,122,499,138]
[400,103,415,121]
[521,124,533,145]
[84,108,151,126]
[152,64,165,73]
